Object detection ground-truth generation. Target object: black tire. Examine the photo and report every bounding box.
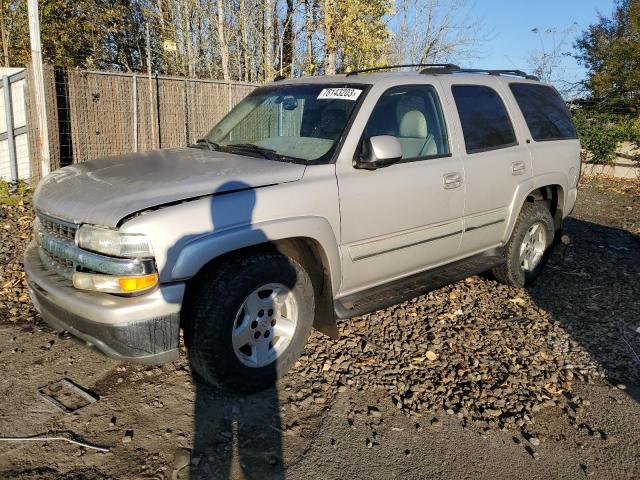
[492,202,555,288]
[184,252,315,393]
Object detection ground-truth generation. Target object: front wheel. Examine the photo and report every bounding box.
[185,252,315,393]
[492,202,555,288]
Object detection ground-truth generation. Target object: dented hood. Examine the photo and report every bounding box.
[34,147,306,227]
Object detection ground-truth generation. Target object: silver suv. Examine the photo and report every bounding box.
[25,65,580,393]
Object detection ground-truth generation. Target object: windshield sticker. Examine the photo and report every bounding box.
[317,88,362,101]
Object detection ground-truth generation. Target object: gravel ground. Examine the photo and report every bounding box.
[0,175,638,479]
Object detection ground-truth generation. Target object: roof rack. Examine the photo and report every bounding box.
[419,65,539,81]
[342,64,539,81]
[457,69,539,81]
[344,64,460,76]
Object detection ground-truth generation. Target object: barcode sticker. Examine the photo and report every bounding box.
[317,88,362,101]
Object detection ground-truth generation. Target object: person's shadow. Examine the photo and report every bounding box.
[165,181,286,479]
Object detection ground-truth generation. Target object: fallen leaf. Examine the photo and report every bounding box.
[425,351,438,361]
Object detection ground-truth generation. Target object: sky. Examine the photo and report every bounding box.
[461,0,617,85]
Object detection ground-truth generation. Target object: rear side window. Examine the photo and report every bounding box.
[509,83,577,141]
[451,85,517,154]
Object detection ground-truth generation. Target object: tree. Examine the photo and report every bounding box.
[572,0,640,162]
[0,0,489,80]
[390,0,488,65]
[526,24,579,98]
[303,0,315,74]
[334,0,392,71]
[281,0,294,76]
[575,0,640,111]
[0,0,156,70]
[216,0,230,80]
[323,0,335,74]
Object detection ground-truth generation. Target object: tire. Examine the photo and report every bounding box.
[184,252,315,394]
[492,202,555,288]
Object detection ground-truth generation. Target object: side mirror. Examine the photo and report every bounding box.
[355,135,402,170]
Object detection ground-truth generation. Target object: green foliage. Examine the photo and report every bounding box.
[335,0,393,71]
[574,0,640,112]
[573,1,640,163]
[0,179,30,205]
[1,0,153,71]
[573,110,640,163]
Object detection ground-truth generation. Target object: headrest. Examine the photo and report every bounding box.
[399,110,428,138]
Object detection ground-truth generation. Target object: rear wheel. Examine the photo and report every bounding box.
[185,252,315,393]
[492,202,554,287]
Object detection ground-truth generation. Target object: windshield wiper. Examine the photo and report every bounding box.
[188,138,220,151]
[225,143,279,160]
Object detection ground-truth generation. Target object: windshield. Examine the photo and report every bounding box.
[198,84,366,163]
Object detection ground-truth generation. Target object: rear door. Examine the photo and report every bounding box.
[439,78,533,255]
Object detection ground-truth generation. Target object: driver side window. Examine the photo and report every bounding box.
[363,85,450,161]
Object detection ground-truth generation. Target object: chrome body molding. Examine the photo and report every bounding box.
[348,220,463,262]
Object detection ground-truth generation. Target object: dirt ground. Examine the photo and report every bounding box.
[0,175,639,479]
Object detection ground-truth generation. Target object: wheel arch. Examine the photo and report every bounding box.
[524,184,564,231]
[175,217,341,338]
[504,179,566,243]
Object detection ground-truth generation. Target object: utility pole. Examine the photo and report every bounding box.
[145,22,156,149]
[28,0,50,177]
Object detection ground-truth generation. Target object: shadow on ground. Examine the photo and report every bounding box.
[529,217,640,404]
[164,180,287,479]
[188,381,285,479]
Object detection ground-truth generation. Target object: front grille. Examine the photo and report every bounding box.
[35,213,79,280]
[37,213,77,243]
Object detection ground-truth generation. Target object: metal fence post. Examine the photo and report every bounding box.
[2,75,18,182]
[183,79,189,145]
[132,74,138,152]
[155,72,161,149]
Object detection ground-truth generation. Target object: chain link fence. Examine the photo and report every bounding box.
[26,65,260,183]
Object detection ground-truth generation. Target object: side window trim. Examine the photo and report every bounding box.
[356,83,452,165]
[451,84,519,155]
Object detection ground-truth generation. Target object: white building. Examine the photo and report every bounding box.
[0,67,30,181]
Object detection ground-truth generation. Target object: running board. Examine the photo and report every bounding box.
[334,248,505,319]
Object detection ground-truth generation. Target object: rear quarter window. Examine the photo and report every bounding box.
[451,85,517,154]
[509,83,577,141]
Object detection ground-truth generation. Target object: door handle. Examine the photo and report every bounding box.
[511,161,526,175]
[443,172,463,189]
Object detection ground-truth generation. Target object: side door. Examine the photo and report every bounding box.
[440,79,533,255]
[335,81,465,296]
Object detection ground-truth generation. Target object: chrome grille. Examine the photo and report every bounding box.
[37,213,77,242]
[35,213,78,280]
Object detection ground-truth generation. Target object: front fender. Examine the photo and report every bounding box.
[170,216,342,294]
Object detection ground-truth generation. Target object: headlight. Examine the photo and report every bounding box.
[77,225,153,258]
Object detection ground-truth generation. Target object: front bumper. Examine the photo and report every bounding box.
[24,243,185,365]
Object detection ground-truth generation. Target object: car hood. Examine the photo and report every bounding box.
[34,147,306,227]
